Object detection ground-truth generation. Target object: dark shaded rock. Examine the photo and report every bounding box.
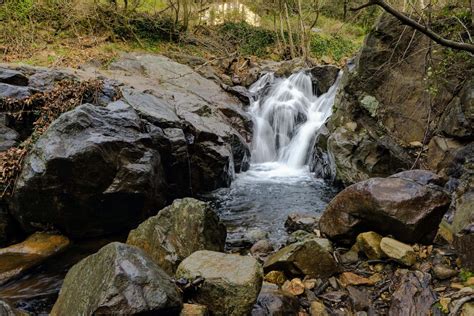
[389,169,445,186]
[51,242,182,315]
[127,198,226,275]
[285,213,318,233]
[0,114,19,152]
[0,68,28,86]
[263,239,338,278]
[347,286,370,311]
[222,84,254,104]
[453,228,474,270]
[389,270,437,316]
[176,250,263,316]
[320,171,451,245]
[10,101,167,238]
[310,65,340,95]
[252,283,300,316]
[0,83,34,99]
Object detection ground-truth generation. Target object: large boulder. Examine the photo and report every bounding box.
[320,170,451,245]
[176,250,263,316]
[51,242,182,315]
[127,198,226,274]
[263,238,338,278]
[9,101,167,238]
[327,13,473,185]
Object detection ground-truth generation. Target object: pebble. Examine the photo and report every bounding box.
[432,264,458,280]
[339,272,374,287]
[380,237,416,266]
[310,300,329,316]
[264,271,286,286]
[282,278,305,296]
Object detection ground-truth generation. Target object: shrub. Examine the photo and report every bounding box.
[219,22,275,57]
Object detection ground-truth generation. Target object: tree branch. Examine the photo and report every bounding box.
[351,0,474,53]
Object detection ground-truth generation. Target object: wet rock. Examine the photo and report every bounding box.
[319,171,451,245]
[251,239,274,261]
[176,250,263,316]
[310,300,329,316]
[355,231,384,259]
[0,68,29,86]
[309,65,340,95]
[10,101,167,238]
[252,282,300,316]
[180,304,208,316]
[389,270,437,316]
[0,232,70,286]
[432,264,458,280]
[127,198,226,275]
[245,228,268,244]
[221,84,254,104]
[51,242,182,315]
[263,239,338,278]
[380,237,416,266]
[285,213,318,233]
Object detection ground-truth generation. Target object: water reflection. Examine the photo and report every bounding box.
[202,1,261,26]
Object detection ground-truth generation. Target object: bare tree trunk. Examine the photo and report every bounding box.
[284,1,296,59]
[297,0,307,59]
[279,11,288,47]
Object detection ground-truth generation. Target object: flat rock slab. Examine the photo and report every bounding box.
[176,250,263,316]
[0,232,70,285]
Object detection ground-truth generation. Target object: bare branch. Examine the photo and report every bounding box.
[351,0,474,53]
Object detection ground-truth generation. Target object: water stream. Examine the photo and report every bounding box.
[0,70,340,313]
[208,71,341,247]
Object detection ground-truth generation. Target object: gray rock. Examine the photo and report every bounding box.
[389,270,437,316]
[320,170,451,245]
[10,101,167,238]
[0,83,34,99]
[51,242,182,315]
[176,250,263,316]
[285,213,318,233]
[0,68,28,86]
[252,283,300,316]
[127,198,226,275]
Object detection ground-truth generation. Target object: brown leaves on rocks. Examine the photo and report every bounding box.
[0,79,103,198]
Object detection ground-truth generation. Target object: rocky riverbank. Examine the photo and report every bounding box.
[0,11,472,316]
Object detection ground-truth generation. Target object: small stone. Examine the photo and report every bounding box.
[245,228,268,244]
[285,213,318,233]
[373,263,385,272]
[340,249,359,264]
[369,273,383,284]
[304,278,317,290]
[432,264,458,280]
[282,278,305,296]
[264,271,287,286]
[439,297,451,313]
[356,232,384,259]
[252,282,300,316]
[465,277,474,286]
[380,237,416,266]
[329,276,339,289]
[250,239,274,260]
[409,141,423,148]
[461,302,474,316]
[319,291,347,303]
[347,286,370,311]
[310,300,329,316]
[339,272,374,287]
[180,303,208,316]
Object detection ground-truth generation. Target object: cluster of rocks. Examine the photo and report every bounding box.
[0,53,252,242]
[250,170,473,315]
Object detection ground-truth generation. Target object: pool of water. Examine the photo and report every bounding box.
[205,162,337,248]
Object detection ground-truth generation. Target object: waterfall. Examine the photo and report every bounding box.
[249,70,341,169]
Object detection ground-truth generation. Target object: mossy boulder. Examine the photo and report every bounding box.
[127,198,226,275]
[51,242,182,315]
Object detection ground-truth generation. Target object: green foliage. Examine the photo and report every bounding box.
[459,269,474,282]
[219,22,275,57]
[310,33,357,62]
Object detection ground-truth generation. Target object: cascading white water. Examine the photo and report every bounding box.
[249,71,340,169]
